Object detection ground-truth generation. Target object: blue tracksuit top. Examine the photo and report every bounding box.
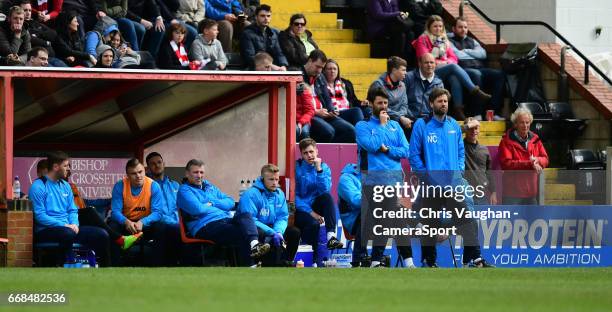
[30,176,79,232]
[176,181,235,237]
[110,179,164,227]
[150,175,180,225]
[409,115,465,185]
[356,116,410,172]
[295,159,331,214]
[337,163,361,234]
[403,69,445,119]
[237,177,288,236]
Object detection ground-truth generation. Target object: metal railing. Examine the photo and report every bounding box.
[462,0,612,86]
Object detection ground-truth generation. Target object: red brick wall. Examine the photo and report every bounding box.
[0,210,33,267]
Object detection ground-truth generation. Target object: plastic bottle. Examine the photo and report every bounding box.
[13,176,20,200]
[239,180,247,197]
[87,250,97,268]
[296,259,304,268]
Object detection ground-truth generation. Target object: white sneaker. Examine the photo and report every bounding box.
[403,257,417,269]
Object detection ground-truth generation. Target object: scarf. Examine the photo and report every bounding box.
[170,40,189,67]
[424,30,448,60]
[384,74,400,90]
[328,79,349,111]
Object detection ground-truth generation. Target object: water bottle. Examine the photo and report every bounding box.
[296,259,304,268]
[239,180,247,197]
[87,250,97,268]
[13,176,20,200]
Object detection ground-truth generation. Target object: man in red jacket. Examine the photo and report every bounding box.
[498,108,549,204]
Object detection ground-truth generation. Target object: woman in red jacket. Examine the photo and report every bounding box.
[498,108,549,205]
[412,15,490,120]
[296,82,315,141]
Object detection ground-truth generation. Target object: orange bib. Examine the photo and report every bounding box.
[69,182,86,209]
[122,176,153,221]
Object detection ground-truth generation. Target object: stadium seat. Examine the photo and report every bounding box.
[178,211,216,265]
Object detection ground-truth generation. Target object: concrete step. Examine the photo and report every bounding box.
[457,120,506,132]
[318,43,370,58]
[545,184,576,200]
[545,168,561,182]
[334,58,385,74]
[271,12,337,29]
[342,73,379,89]
[544,200,593,206]
[310,29,354,43]
[265,0,321,13]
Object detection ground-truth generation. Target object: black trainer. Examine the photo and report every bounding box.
[250,243,271,258]
[326,237,344,250]
[467,257,495,268]
[422,260,439,268]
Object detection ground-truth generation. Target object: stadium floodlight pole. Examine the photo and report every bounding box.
[449,238,458,268]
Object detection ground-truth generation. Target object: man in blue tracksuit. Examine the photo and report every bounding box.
[146,152,182,266]
[238,164,301,265]
[337,163,366,266]
[355,86,415,268]
[176,159,269,266]
[31,151,110,266]
[409,87,493,268]
[295,138,344,263]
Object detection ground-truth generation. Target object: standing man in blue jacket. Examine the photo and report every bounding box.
[31,151,111,266]
[205,0,250,52]
[355,86,415,268]
[409,88,493,268]
[404,53,444,120]
[145,152,182,266]
[176,159,270,266]
[295,138,344,263]
[240,4,288,70]
[238,164,301,265]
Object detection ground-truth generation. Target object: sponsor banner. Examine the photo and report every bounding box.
[14,157,128,199]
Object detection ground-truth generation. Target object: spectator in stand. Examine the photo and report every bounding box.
[99,0,145,51]
[127,0,165,58]
[30,0,61,24]
[84,16,118,59]
[412,15,491,120]
[253,50,273,70]
[370,56,412,137]
[154,0,198,51]
[20,0,58,60]
[463,117,498,205]
[303,50,355,143]
[0,5,30,65]
[53,11,97,67]
[448,17,505,121]
[322,59,366,124]
[25,46,48,66]
[367,0,414,60]
[93,43,115,67]
[189,18,227,70]
[108,30,149,68]
[240,4,287,70]
[175,0,205,29]
[62,0,106,39]
[404,53,444,120]
[205,0,250,52]
[498,108,549,205]
[157,22,189,69]
[296,82,315,141]
[279,13,318,70]
[399,0,442,37]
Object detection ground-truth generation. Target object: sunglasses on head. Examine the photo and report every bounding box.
[293,22,306,26]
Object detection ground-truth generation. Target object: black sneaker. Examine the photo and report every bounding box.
[422,260,439,268]
[250,243,270,258]
[326,237,344,250]
[467,257,495,268]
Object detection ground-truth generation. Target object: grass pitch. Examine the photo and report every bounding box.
[1,268,611,312]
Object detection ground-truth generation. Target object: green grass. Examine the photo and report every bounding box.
[1,268,611,311]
